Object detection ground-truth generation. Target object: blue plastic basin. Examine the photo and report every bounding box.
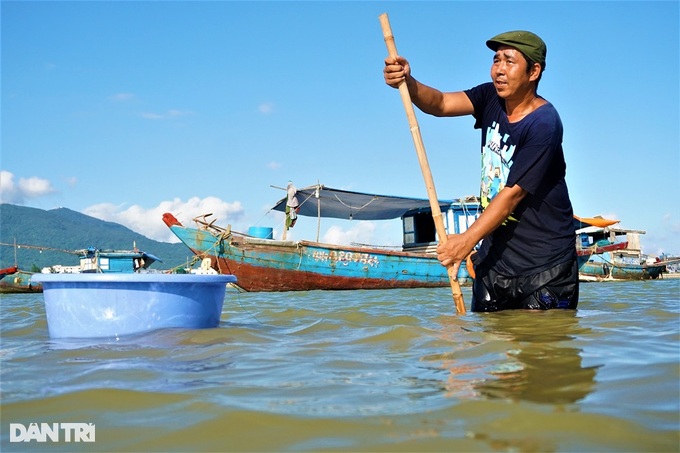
[31,273,237,339]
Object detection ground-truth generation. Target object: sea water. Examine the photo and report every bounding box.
[1,279,678,452]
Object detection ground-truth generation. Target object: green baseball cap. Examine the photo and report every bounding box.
[486,30,547,68]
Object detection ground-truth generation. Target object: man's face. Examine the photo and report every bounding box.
[490,45,534,100]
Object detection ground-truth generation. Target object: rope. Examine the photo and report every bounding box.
[163,255,203,274]
[233,288,265,325]
[297,187,321,209]
[332,193,378,213]
[0,242,81,256]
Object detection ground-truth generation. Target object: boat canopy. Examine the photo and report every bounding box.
[272,184,621,229]
[77,247,163,264]
[573,215,620,229]
[271,184,451,221]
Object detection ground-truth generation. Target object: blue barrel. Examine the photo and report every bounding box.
[248,226,274,239]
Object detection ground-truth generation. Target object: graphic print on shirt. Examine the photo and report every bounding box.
[480,121,515,213]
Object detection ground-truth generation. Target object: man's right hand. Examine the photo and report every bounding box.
[383,56,410,88]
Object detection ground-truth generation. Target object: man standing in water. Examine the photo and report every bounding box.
[383,31,578,312]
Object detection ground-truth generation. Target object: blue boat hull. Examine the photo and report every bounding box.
[163,213,471,292]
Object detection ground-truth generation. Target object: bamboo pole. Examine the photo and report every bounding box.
[379,13,466,314]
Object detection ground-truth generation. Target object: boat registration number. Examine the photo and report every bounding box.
[312,250,380,267]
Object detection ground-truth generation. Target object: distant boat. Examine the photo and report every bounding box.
[576,224,669,281]
[0,240,43,293]
[0,267,42,293]
[0,245,163,294]
[163,183,626,293]
[574,216,630,270]
[42,246,162,274]
[0,265,18,278]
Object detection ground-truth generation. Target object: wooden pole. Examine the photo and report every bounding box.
[379,13,466,314]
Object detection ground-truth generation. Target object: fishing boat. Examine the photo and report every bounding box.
[574,216,629,269]
[577,225,668,281]
[163,183,627,293]
[0,240,44,293]
[163,184,483,292]
[0,265,18,277]
[0,267,43,293]
[42,246,162,274]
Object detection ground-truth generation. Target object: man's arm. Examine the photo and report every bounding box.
[436,184,528,268]
[384,56,474,117]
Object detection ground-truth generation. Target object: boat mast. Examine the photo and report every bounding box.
[316,184,321,242]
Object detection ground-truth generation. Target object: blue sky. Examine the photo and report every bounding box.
[2,1,679,256]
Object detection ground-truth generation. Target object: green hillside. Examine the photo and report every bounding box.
[0,204,196,272]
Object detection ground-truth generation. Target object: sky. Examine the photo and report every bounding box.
[2,1,679,256]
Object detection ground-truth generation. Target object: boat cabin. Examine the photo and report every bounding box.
[402,196,481,253]
[79,248,162,273]
[42,247,163,274]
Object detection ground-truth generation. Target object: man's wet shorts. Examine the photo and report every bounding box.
[471,258,579,312]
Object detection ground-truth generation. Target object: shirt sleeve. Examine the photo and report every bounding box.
[464,83,496,130]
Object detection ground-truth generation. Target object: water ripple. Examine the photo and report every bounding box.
[1,281,678,451]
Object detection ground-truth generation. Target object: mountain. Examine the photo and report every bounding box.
[0,204,196,271]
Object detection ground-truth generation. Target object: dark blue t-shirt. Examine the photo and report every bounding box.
[465,82,575,276]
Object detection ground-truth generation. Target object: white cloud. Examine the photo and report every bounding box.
[19,176,54,195]
[139,109,194,120]
[258,102,274,114]
[83,196,245,243]
[139,112,165,120]
[267,161,282,170]
[0,171,15,200]
[0,170,56,204]
[661,212,680,233]
[323,222,378,246]
[110,93,135,102]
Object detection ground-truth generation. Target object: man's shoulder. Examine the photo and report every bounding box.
[534,99,560,118]
[465,82,502,118]
[519,100,562,133]
[466,82,496,97]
